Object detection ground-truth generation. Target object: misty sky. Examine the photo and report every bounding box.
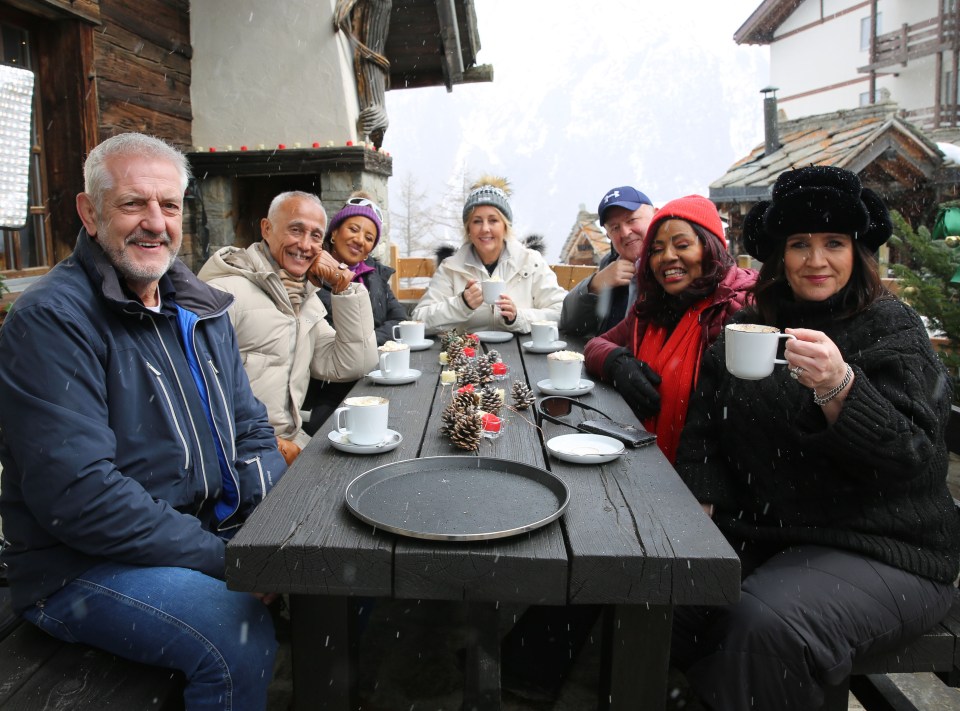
[382,0,770,261]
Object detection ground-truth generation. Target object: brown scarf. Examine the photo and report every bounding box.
[258,243,308,314]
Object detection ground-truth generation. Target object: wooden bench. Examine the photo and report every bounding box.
[549,263,597,290]
[822,404,960,710]
[0,574,183,709]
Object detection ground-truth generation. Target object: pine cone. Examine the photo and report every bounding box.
[512,381,536,410]
[486,349,501,363]
[457,362,480,387]
[450,351,470,370]
[440,405,460,436]
[438,330,457,349]
[451,412,482,451]
[480,385,503,414]
[446,341,464,365]
[475,356,494,385]
[452,390,480,412]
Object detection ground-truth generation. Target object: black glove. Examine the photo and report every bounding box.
[603,349,662,419]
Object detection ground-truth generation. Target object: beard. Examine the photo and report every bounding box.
[100,226,180,285]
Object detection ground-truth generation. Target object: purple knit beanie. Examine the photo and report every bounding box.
[326,200,383,246]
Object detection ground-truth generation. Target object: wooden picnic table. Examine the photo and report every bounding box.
[226,334,740,710]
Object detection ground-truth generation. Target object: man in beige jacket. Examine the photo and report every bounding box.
[199,191,377,462]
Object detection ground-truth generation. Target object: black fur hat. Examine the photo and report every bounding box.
[742,166,892,261]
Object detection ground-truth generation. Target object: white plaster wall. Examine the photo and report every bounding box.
[190,0,361,150]
[768,0,945,119]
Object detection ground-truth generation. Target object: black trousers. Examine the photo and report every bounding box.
[672,545,956,711]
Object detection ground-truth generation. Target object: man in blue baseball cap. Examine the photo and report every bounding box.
[559,185,656,336]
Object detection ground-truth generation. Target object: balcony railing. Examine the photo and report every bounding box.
[858,15,959,73]
[901,104,960,129]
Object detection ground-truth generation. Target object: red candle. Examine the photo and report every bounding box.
[278,143,286,150]
[491,362,507,376]
[312,141,320,148]
[457,384,475,394]
[346,140,354,146]
[466,333,480,344]
[462,346,476,358]
[240,145,248,151]
[481,413,501,433]
[208,147,216,152]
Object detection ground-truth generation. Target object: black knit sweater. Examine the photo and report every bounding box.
[676,294,960,584]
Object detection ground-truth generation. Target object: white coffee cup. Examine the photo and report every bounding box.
[334,396,389,446]
[481,280,505,304]
[379,341,411,377]
[392,320,425,344]
[531,320,559,347]
[724,324,797,380]
[547,350,585,390]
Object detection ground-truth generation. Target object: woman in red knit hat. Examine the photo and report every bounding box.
[583,194,757,462]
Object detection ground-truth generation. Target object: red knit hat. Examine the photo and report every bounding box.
[644,195,726,250]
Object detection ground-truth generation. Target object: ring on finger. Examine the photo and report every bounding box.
[789,365,804,380]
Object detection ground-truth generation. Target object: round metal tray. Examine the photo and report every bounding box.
[344,456,569,541]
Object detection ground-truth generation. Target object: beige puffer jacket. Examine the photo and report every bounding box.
[198,243,377,448]
[412,240,566,334]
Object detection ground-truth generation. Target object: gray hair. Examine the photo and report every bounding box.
[84,133,190,212]
[267,191,326,223]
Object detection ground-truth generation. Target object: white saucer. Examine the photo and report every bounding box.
[474,330,514,343]
[546,433,625,464]
[367,368,422,385]
[404,339,434,351]
[536,378,595,396]
[328,429,402,454]
[521,339,567,354]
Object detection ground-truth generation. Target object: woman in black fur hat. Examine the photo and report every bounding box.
[672,165,960,710]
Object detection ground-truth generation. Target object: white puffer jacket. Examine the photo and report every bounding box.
[198,243,377,447]
[412,240,566,334]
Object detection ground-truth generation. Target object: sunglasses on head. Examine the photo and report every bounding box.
[346,197,383,222]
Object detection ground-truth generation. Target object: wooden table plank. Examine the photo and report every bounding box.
[393,336,569,604]
[520,339,740,606]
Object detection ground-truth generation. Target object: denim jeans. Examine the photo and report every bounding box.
[23,562,277,711]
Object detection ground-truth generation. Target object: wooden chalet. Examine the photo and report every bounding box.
[558,208,609,266]
[710,99,957,260]
[0,0,488,306]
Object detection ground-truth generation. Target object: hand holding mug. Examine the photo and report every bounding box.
[783,328,848,391]
[461,279,483,310]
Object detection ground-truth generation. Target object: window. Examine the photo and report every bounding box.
[0,19,50,275]
[860,13,883,52]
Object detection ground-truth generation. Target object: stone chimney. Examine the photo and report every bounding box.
[761,86,781,155]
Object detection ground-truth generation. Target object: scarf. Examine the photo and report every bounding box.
[635,297,712,463]
[258,243,308,313]
[350,259,376,286]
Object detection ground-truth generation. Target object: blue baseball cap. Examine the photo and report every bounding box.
[597,186,652,225]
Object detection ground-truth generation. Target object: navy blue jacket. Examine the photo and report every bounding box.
[0,230,286,613]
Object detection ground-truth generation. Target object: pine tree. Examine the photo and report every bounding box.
[888,207,960,396]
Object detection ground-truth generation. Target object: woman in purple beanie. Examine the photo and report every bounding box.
[316,192,407,344]
[305,192,408,433]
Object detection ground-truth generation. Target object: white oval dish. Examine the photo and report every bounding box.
[546,433,625,464]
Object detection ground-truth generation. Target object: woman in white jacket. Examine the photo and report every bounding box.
[413,177,566,334]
